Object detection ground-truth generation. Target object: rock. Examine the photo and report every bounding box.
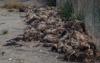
[63,50,76,61]
[77,42,90,52]
[52,28,67,38]
[39,15,48,21]
[95,51,100,61]
[26,17,37,24]
[51,44,58,52]
[30,20,40,27]
[71,20,85,33]
[43,34,58,43]
[57,42,66,53]
[43,43,53,47]
[87,42,96,50]
[46,19,56,25]
[36,22,47,31]
[39,7,46,11]
[27,5,31,9]
[77,52,90,62]
[23,28,44,41]
[86,49,94,56]
[45,29,56,34]
[9,58,12,61]
[19,7,26,12]
[59,46,67,54]
[3,42,18,46]
[73,31,86,42]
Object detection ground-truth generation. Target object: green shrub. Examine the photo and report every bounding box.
[58,1,74,19]
[47,0,56,6]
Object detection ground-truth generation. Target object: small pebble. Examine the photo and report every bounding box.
[9,58,12,61]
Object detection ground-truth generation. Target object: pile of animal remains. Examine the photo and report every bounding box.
[22,5,100,62]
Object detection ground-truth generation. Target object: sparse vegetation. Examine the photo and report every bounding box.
[3,1,22,9]
[2,29,8,35]
[69,14,77,21]
[69,11,85,21]
[76,10,85,21]
[58,1,74,19]
[8,9,15,12]
[58,1,85,21]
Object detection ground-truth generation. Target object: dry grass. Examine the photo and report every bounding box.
[3,1,22,9]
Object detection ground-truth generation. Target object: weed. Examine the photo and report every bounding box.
[76,10,85,21]
[69,10,85,21]
[8,9,15,12]
[69,14,77,21]
[2,29,8,35]
[58,1,74,19]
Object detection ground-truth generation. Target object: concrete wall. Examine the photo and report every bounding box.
[57,0,100,49]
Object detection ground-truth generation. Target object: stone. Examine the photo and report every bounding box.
[43,34,58,43]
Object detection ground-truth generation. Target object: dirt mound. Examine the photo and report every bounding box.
[22,5,100,62]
